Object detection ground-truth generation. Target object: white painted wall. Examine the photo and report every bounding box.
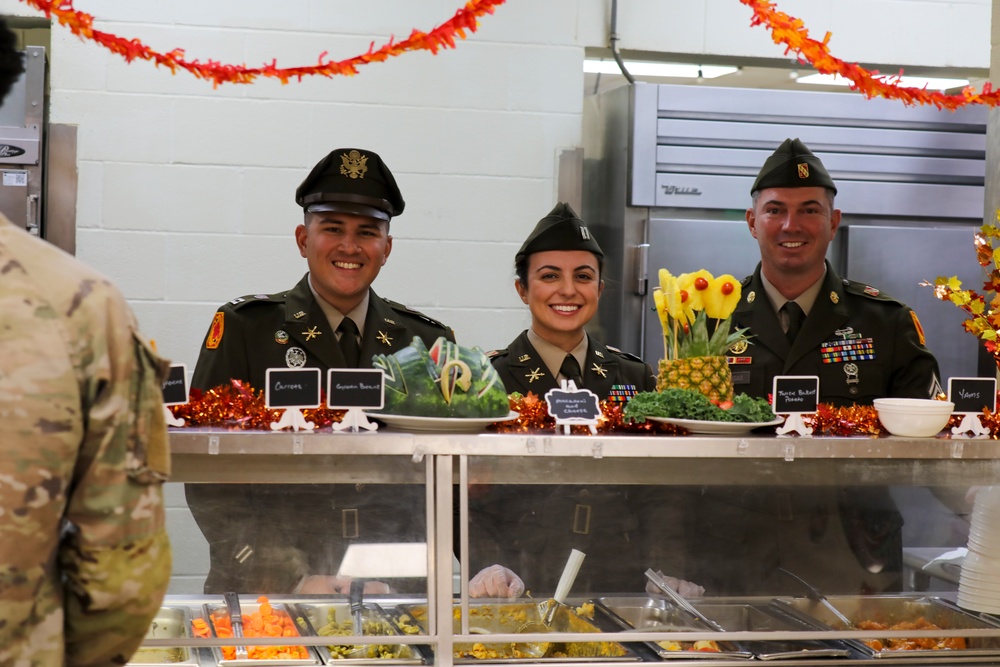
[0,0,989,592]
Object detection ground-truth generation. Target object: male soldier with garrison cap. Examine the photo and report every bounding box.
[187,148,453,594]
[670,138,941,597]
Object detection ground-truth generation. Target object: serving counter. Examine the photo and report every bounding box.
[148,430,1000,666]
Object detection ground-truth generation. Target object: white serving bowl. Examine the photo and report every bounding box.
[872,398,954,437]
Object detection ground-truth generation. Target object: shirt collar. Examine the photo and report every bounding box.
[307,275,369,335]
[526,329,589,379]
[760,266,826,317]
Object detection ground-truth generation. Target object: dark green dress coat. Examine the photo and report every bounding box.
[468,332,657,595]
[678,261,940,596]
[729,262,941,406]
[186,273,454,594]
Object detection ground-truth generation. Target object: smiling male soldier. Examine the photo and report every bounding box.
[186,148,453,594]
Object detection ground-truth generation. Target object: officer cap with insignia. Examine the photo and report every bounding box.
[295,148,405,221]
[515,202,604,264]
[750,138,837,196]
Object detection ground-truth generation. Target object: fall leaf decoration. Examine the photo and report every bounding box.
[741,0,1000,110]
[19,0,505,86]
[925,211,1000,359]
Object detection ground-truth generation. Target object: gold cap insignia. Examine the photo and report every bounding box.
[747,290,756,304]
[797,163,809,179]
[340,150,368,179]
[830,291,840,304]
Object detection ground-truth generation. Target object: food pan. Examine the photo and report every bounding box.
[593,596,751,660]
[772,595,1000,659]
[295,602,423,663]
[393,601,638,662]
[689,599,853,660]
[199,599,320,665]
[128,606,199,665]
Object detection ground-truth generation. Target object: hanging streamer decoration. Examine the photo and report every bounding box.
[740,0,998,109]
[19,0,505,86]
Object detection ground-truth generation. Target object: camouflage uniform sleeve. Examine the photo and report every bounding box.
[60,282,172,667]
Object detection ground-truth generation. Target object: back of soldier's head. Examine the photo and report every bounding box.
[0,18,24,106]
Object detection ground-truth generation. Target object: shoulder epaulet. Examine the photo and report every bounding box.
[842,278,902,304]
[741,275,752,287]
[486,348,508,360]
[606,344,644,363]
[224,290,288,310]
[383,298,450,330]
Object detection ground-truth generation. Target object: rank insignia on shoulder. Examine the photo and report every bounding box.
[206,312,224,349]
[254,294,270,300]
[863,285,880,297]
[229,297,245,305]
[487,349,505,359]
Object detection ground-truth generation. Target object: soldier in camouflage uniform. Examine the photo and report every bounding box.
[0,51,172,664]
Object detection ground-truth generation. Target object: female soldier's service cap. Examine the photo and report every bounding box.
[515,202,604,262]
[295,148,405,220]
[750,137,838,195]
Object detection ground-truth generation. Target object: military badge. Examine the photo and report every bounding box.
[864,285,880,297]
[275,330,289,345]
[206,312,224,349]
[377,331,393,346]
[595,350,605,358]
[591,363,608,378]
[910,311,927,346]
[821,337,875,364]
[254,294,270,300]
[844,362,860,384]
[608,384,638,402]
[728,339,748,355]
[339,150,368,179]
[526,368,544,383]
[518,353,531,362]
[285,347,307,368]
[302,326,321,341]
[830,291,839,304]
[229,297,245,305]
[797,163,809,179]
[293,310,306,319]
[384,318,396,325]
[747,291,756,304]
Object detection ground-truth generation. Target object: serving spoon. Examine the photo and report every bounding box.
[514,548,587,658]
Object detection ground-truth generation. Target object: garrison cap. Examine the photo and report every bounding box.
[295,148,405,221]
[750,138,837,195]
[515,202,604,262]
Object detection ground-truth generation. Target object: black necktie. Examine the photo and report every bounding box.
[783,301,806,344]
[560,354,584,388]
[337,317,361,367]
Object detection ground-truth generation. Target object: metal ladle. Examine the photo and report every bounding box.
[514,548,587,658]
[777,567,854,628]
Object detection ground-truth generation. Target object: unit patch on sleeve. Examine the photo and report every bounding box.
[206,312,225,349]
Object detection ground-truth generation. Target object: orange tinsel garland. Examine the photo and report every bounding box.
[740,0,999,109]
[19,0,505,86]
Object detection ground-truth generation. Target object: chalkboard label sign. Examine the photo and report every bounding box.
[948,377,997,415]
[544,387,602,422]
[328,369,385,409]
[772,375,820,414]
[265,368,321,409]
[161,364,188,406]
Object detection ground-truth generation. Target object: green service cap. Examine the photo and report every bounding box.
[515,202,604,262]
[750,138,837,195]
[295,148,405,220]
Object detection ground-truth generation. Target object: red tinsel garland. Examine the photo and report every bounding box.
[19,0,505,86]
[170,385,997,438]
[740,0,998,109]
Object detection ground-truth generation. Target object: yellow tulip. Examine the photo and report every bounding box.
[677,270,714,311]
[662,273,695,325]
[658,268,674,294]
[703,274,742,319]
[652,288,670,330]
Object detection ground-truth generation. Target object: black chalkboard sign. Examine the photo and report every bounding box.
[328,369,385,409]
[544,387,602,422]
[161,364,188,406]
[948,377,997,414]
[772,375,820,414]
[265,368,321,409]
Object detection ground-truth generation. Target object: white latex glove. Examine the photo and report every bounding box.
[469,564,525,598]
[296,575,392,595]
[645,570,705,598]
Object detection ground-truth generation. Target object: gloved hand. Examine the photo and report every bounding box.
[296,575,392,595]
[645,570,705,598]
[469,564,525,598]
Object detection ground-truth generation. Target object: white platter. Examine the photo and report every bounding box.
[645,415,785,435]
[368,411,520,433]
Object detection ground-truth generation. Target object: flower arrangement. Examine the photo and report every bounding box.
[926,214,1000,364]
[652,269,750,401]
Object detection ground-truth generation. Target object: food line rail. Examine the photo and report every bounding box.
[164,430,1000,666]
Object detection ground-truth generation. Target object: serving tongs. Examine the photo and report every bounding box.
[347,578,369,657]
[644,568,726,633]
[223,591,248,660]
[515,548,587,658]
[777,567,855,628]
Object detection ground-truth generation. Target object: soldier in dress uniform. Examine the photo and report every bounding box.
[673,139,942,596]
[468,203,673,597]
[186,148,454,594]
[0,17,172,664]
